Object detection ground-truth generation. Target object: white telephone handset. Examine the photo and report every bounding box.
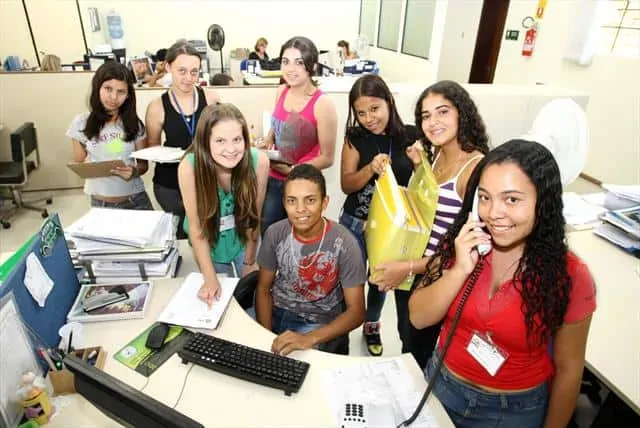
[471,189,492,256]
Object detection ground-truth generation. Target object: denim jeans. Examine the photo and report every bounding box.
[90,191,153,210]
[153,183,186,239]
[261,177,286,237]
[247,306,349,355]
[425,352,549,428]
[214,250,245,278]
[338,211,384,323]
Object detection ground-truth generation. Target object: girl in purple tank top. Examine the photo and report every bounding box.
[374,81,490,368]
[260,36,337,237]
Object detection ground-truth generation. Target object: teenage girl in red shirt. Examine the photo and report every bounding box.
[409,139,596,428]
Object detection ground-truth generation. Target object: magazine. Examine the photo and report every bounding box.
[67,282,152,323]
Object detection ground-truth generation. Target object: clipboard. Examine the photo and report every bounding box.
[67,160,126,178]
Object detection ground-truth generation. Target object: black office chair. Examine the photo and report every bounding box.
[233,270,258,310]
[0,122,52,229]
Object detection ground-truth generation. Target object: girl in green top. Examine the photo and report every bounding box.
[178,104,269,305]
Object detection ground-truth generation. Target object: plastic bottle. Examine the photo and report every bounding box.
[249,125,257,146]
[106,10,125,50]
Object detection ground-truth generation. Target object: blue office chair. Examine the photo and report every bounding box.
[240,58,248,72]
[0,122,52,229]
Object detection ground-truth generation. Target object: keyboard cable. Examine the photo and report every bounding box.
[173,363,195,409]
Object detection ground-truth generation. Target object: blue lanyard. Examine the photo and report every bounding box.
[170,89,197,139]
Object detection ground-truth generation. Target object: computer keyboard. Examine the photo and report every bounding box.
[178,333,310,396]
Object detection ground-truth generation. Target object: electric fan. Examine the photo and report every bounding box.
[353,34,370,59]
[520,98,589,187]
[207,24,226,73]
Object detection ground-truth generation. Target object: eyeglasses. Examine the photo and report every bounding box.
[175,68,200,77]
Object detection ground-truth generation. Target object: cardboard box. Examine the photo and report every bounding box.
[49,346,106,395]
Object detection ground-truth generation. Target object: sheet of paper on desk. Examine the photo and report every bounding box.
[157,272,238,329]
[23,252,54,307]
[322,357,439,427]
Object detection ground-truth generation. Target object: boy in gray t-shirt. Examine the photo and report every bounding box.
[256,165,365,356]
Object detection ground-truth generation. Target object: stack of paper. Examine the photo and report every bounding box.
[66,208,181,282]
[562,192,607,228]
[157,272,238,329]
[593,206,640,255]
[602,184,640,210]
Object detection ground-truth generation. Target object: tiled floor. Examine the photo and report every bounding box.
[0,178,605,426]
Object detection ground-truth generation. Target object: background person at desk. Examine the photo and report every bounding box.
[339,74,419,358]
[179,103,269,304]
[67,61,153,210]
[261,36,337,236]
[146,40,220,238]
[337,40,357,60]
[255,165,366,356]
[410,140,597,428]
[248,37,269,62]
[146,48,170,87]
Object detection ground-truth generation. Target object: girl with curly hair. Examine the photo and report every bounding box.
[371,80,490,367]
[409,139,596,427]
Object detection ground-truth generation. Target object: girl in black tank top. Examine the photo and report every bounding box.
[153,86,208,189]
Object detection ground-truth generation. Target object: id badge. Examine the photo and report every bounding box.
[466,332,508,376]
[220,215,235,232]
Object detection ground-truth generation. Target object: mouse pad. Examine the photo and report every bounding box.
[114,322,193,377]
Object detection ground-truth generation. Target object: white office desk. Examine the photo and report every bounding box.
[569,230,640,413]
[49,275,453,427]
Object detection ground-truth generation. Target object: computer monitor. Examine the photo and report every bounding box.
[129,57,152,81]
[63,354,203,428]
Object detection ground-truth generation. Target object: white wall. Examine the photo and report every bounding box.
[0,0,361,65]
[494,0,640,185]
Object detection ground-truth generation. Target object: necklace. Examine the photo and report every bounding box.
[435,151,464,177]
[290,217,327,269]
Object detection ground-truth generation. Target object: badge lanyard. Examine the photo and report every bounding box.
[170,89,197,140]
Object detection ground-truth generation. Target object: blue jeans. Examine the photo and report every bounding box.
[247,306,349,355]
[339,210,384,323]
[90,191,153,210]
[261,177,286,237]
[425,352,549,428]
[214,250,245,278]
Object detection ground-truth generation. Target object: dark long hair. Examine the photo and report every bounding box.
[414,80,490,164]
[279,36,319,87]
[165,39,201,65]
[422,139,571,346]
[345,74,406,143]
[185,103,259,246]
[84,61,140,141]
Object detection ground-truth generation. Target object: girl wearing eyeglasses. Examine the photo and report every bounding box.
[145,40,220,238]
[260,36,338,236]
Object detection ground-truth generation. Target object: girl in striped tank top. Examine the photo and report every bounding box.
[373,80,490,368]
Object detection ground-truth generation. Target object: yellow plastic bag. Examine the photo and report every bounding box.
[365,154,439,290]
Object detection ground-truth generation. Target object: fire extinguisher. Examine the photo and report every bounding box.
[522,25,537,57]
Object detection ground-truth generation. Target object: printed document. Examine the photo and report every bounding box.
[322,357,439,427]
[157,273,238,329]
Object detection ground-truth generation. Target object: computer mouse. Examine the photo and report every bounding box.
[145,322,170,350]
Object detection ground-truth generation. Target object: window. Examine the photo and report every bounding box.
[600,0,640,56]
[377,0,403,51]
[359,0,378,45]
[401,0,437,59]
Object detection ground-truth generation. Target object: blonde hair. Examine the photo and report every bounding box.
[41,54,61,72]
[254,37,268,51]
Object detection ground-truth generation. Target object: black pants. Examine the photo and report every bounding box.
[394,289,443,370]
[153,183,187,239]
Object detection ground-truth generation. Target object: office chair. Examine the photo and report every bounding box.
[233,270,258,310]
[0,122,52,229]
